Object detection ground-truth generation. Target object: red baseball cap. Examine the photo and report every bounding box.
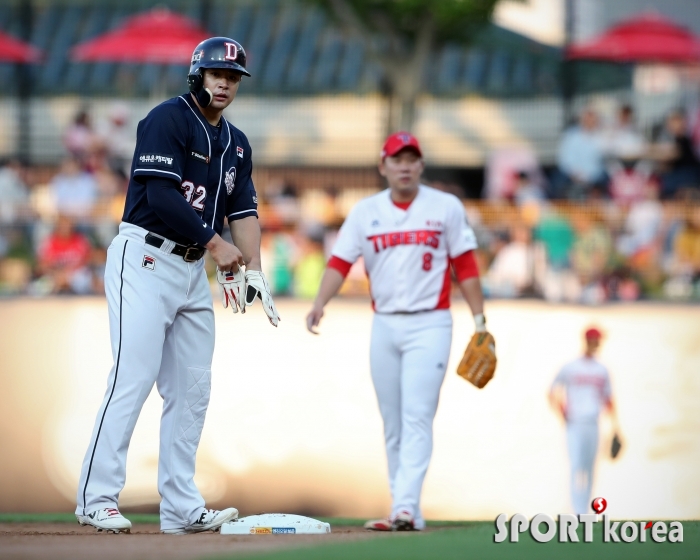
[584,327,603,340]
[381,132,422,159]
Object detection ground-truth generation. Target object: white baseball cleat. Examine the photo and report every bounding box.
[77,508,132,533]
[162,507,239,535]
[392,509,416,531]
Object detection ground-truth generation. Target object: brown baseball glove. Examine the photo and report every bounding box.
[457,331,497,388]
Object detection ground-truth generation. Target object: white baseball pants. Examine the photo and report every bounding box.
[566,421,599,515]
[75,223,215,531]
[370,310,452,530]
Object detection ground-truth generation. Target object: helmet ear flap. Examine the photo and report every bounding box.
[187,70,212,108]
[187,72,202,93]
[195,88,213,108]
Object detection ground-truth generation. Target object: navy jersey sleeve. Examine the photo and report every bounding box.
[226,131,258,221]
[132,103,188,185]
[146,177,216,246]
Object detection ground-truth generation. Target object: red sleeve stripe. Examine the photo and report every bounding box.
[327,255,353,277]
[451,250,479,282]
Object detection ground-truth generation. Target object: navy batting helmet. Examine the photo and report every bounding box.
[188,37,250,107]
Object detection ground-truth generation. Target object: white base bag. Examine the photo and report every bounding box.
[220,513,331,535]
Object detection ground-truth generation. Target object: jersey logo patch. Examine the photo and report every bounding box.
[190,150,210,164]
[225,167,237,194]
[142,255,156,270]
[139,154,173,167]
[237,146,244,158]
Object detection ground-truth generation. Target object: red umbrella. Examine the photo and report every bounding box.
[566,12,700,63]
[71,8,209,64]
[0,29,42,63]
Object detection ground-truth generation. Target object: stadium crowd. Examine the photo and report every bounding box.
[0,103,699,303]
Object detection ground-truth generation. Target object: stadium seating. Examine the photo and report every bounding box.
[0,0,619,98]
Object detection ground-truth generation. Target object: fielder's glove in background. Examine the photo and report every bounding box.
[217,267,245,313]
[610,432,623,459]
[244,270,280,327]
[457,331,497,388]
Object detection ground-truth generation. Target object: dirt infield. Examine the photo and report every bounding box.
[0,522,392,560]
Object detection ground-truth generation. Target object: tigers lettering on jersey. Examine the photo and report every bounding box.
[367,230,441,252]
[330,185,478,313]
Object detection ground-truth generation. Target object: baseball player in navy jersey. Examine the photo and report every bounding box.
[549,327,620,515]
[306,132,489,531]
[75,37,279,535]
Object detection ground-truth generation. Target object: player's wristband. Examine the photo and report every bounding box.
[474,313,486,333]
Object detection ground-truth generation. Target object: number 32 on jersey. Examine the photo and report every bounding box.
[181,181,206,210]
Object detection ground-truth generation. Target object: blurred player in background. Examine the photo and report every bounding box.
[549,327,621,514]
[306,132,488,531]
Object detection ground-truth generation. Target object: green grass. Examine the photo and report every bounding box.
[217,521,700,560]
[2,514,697,560]
[316,518,474,528]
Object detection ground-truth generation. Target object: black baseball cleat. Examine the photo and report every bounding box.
[392,510,416,531]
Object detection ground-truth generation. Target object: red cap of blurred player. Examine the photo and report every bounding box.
[381,132,422,159]
[584,327,603,340]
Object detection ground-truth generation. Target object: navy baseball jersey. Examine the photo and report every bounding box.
[122,93,258,246]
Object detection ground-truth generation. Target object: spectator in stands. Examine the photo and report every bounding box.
[616,180,663,258]
[0,225,33,295]
[534,208,575,271]
[603,104,646,160]
[607,157,654,206]
[94,102,134,180]
[267,180,301,226]
[484,223,544,298]
[64,109,98,169]
[552,108,607,200]
[649,109,700,200]
[294,224,326,299]
[663,207,700,299]
[49,156,98,224]
[0,158,31,223]
[512,169,545,206]
[32,214,94,295]
[571,212,613,303]
[260,226,298,296]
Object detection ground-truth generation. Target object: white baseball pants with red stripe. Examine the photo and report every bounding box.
[369,309,452,530]
[75,223,214,531]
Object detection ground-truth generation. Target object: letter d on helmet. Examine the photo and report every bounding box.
[188,36,250,107]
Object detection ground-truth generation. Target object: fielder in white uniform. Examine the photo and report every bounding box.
[549,327,620,515]
[306,132,487,531]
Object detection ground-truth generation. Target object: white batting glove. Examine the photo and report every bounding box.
[244,270,280,327]
[217,267,245,314]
